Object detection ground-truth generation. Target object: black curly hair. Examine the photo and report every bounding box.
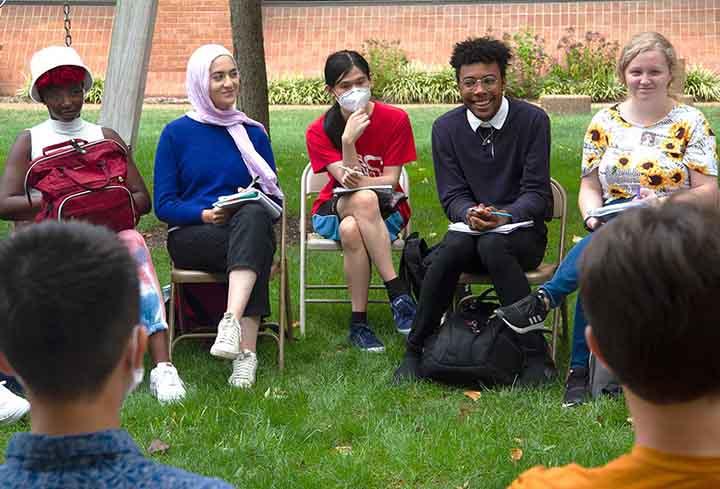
[449,37,513,81]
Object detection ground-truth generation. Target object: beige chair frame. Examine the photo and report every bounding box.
[167,201,292,370]
[298,163,410,336]
[456,178,569,360]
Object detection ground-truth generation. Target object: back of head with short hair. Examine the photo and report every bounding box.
[579,202,720,404]
[449,37,513,81]
[0,222,139,401]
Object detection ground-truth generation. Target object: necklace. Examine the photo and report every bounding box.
[477,127,495,146]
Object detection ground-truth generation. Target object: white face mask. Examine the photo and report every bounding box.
[124,326,145,399]
[336,86,371,113]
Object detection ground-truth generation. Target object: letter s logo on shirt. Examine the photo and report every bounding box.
[359,154,384,177]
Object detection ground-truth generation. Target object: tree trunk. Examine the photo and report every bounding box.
[229,0,270,132]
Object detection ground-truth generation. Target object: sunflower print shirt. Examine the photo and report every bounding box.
[581,104,717,202]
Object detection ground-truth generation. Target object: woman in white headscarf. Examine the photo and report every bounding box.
[154,44,282,389]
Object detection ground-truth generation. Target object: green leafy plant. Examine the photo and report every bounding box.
[84,77,104,104]
[542,29,623,102]
[379,65,459,104]
[503,29,549,100]
[361,39,409,99]
[685,65,720,102]
[268,77,328,105]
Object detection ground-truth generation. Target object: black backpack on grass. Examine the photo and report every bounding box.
[419,290,525,387]
[399,232,434,301]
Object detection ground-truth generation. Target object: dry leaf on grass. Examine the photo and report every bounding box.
[291,321,300,329]
[510,447,523,462]
[457,403,478,421]
[463,390,481,401]
[572,235,583,244]
[148,439,170,455]
[456,481,470,489]
[264,387,288,400]
[334,445,352,455]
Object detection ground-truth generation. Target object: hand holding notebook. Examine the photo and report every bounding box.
[213,176,282,219]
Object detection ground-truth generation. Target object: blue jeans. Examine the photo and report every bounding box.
[541,233,594,368]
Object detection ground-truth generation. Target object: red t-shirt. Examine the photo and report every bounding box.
[305,101,417,223]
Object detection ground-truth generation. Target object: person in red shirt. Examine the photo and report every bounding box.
[305,50,417,352]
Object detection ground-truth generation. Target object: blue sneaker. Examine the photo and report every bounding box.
[349,323,385,353]
[390,294,416,336]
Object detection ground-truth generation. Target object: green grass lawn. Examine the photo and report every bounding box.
[0,104,718,488]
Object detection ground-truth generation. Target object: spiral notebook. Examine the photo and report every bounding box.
[448,220,534,235]
[213,189,282,220]
[332,185,393,196]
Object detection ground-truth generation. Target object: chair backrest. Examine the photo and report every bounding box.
[550,178,566,220]
[302,163,409,197]
[300,163,411,238]
[549,177,568,263]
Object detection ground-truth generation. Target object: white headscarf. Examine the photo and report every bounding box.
[185,44,282,198]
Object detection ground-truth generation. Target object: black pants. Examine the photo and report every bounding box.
[407,227,547,354]
[167,202,276,317]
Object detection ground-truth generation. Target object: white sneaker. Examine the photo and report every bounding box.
[210,312,242,359]
[228,350,257,389]
[0,381,30,425]
[149,362,186,404]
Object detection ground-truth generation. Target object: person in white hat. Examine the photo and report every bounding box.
[0,46,187,407]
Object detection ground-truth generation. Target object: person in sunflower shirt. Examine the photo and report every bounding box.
[495,32,718,407]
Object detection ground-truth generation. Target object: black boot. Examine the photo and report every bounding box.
[393,349,422,384]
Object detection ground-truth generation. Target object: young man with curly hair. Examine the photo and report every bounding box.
[394,37,555,383]
[510,202,720,488]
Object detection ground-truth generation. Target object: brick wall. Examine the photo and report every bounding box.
[1,0,718,97]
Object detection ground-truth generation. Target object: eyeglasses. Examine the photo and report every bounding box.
[460,76,499,91]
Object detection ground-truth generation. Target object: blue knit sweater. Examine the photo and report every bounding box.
[153,116,276,226]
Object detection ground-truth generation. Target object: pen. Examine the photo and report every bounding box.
[238,176,260,193]
[489,211,513,218]
[339,164,363,175]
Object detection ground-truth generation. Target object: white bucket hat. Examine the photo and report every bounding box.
[29,46,93,103]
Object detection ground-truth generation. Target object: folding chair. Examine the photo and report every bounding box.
[298,163,410,336]
[167,201,292,370]
[456,178,569,361]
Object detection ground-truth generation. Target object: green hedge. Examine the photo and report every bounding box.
[14,32,720,105]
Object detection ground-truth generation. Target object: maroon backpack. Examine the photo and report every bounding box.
[24,138,138,232]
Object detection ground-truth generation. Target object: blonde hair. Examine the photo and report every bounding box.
[617,32,677,89]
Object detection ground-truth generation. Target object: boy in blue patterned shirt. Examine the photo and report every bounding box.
[0,222,232,488]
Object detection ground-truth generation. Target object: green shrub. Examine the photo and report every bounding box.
[85,77,104,104]
[268,77,328,105]
[503,29,548,100]
[379,65,459,104]
[361,39,409,98]
[685,65,720,102]
[542,29,623,102]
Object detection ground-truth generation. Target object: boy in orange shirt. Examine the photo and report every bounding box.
[509,201,720,488]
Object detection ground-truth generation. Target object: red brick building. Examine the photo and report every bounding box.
[1,0,718,97]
